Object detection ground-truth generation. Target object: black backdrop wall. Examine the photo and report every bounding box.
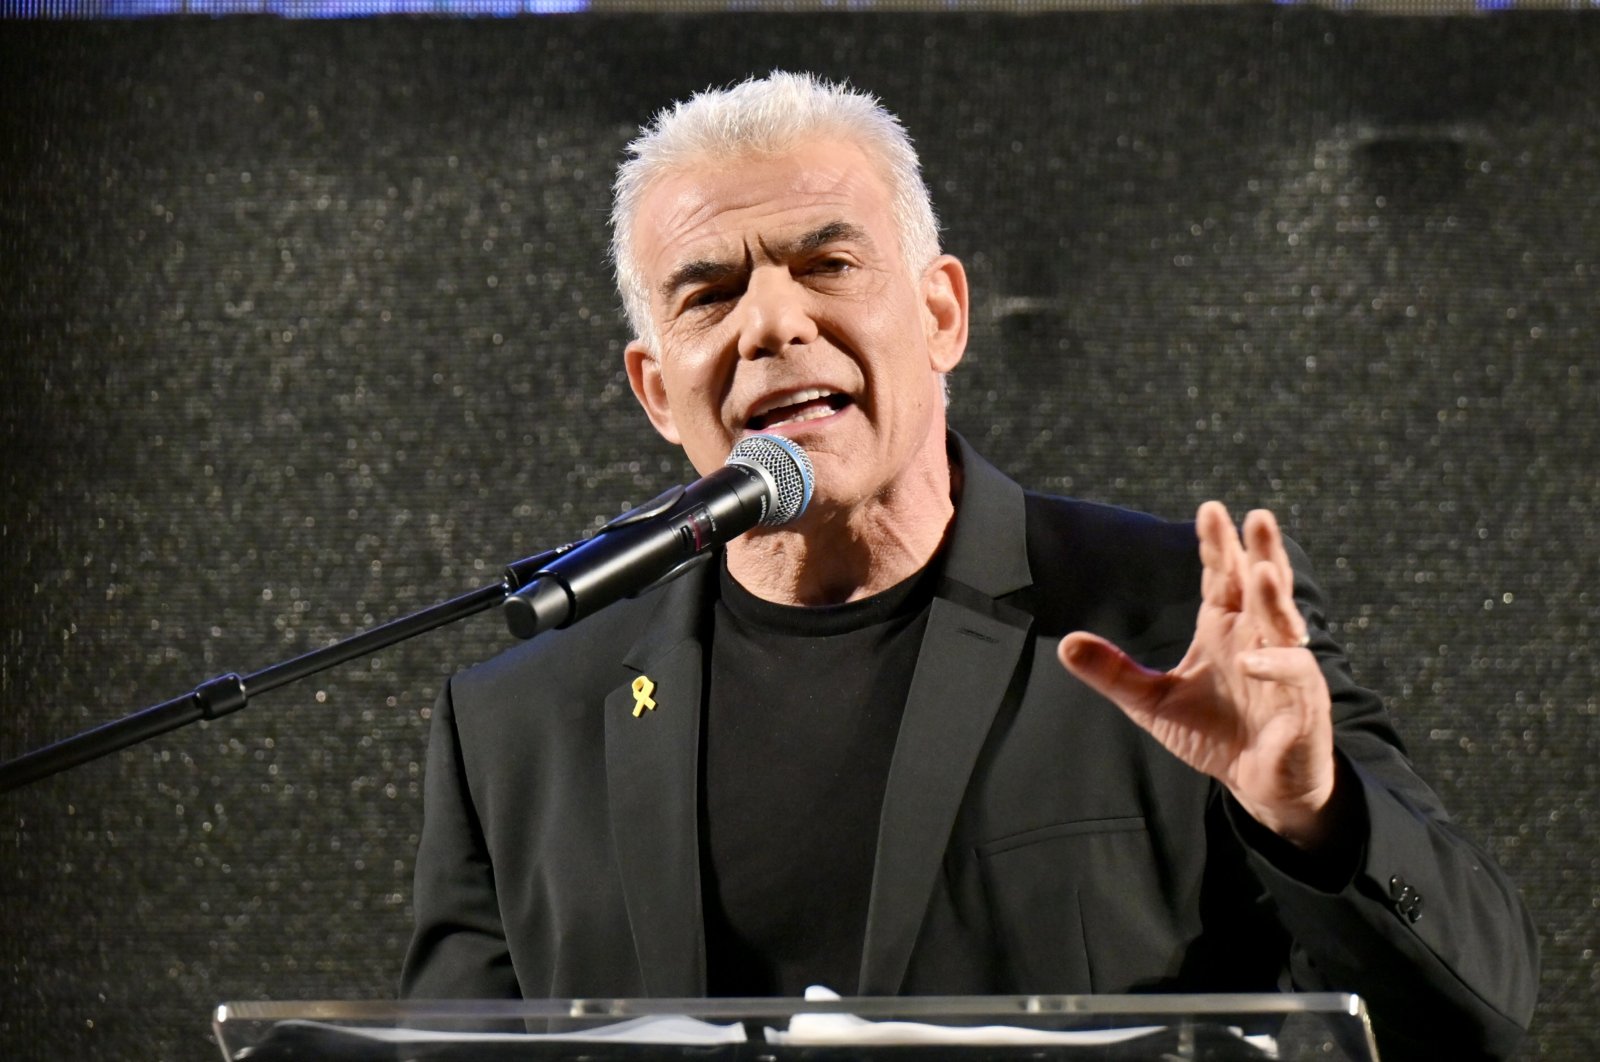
[0,13,1595,1059]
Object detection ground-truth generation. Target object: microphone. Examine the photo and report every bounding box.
[502,434,814,639]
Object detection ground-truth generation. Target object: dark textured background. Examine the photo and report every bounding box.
[0,13,1595,1059]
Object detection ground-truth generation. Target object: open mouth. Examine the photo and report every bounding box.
[745,388,852,431]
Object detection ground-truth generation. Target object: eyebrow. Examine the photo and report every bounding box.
[781,220,873,259]
[658,257,742,305]
[656,220,874,305]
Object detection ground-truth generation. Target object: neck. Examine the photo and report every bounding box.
[724,436,958,607]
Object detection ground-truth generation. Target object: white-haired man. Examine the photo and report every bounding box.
[403,73,1538,1060]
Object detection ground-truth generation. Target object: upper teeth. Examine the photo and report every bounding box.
[751,388,834,418]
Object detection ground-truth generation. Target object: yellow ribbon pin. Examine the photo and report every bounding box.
[630,675,657,717]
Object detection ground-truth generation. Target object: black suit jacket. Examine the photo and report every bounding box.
[402,436,1538,1060]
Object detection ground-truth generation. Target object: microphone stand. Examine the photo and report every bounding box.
[0,545,574,794]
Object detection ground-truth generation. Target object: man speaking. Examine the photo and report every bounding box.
[401,72,1538,1060]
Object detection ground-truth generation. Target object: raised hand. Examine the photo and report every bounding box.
[1057,502,1342,849]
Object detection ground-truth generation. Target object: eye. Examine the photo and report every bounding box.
[809,255,853,275]
[683,285,736,310]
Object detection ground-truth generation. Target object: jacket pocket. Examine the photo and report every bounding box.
[976,815,1192,993]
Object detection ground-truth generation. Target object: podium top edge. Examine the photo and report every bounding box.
[216,993,1365,1023]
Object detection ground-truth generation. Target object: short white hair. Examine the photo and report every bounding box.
[611,71,941,348]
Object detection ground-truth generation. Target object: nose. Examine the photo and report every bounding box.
[736,266,819,360]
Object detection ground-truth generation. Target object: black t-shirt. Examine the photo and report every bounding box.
[701,556,938,996]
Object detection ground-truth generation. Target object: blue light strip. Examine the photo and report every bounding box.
[0,0,590,15]
[2,0,1593,18]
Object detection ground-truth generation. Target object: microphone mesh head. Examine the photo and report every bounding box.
[726,434,814,526]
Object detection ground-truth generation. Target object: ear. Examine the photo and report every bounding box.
[921,254,969,374]
[624,339,683,444]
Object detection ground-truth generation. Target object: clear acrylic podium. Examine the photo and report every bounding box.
[213,994,1379,1060]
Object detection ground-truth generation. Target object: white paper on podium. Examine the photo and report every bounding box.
[769,986,1277,1055]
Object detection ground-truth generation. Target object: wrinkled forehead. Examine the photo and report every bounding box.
[628,139,900,278]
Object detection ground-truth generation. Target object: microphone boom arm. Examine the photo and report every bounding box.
[0,544,572,794]
[0,434,812,794]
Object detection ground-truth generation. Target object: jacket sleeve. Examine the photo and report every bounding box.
[399,676,523,1000]
[1229,544,1540,1061]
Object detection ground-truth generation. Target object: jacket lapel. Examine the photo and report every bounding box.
[858,436,1036,994]
[603,562,713,997]
[599,436,1038,998]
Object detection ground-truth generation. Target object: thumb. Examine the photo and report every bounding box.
[1058,632,1165,711]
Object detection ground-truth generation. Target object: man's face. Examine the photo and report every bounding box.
[623,137,967,518]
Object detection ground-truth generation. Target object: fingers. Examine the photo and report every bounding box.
[1242,509,1308,647]
[1237,645,1333,758]
[1196,501,1244,610]
[1199,502,1308,649]
[1243,507,1293,577]
[1058,632,1164,715]
[1246,556,1309,649]
[1238,644,1321,687]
